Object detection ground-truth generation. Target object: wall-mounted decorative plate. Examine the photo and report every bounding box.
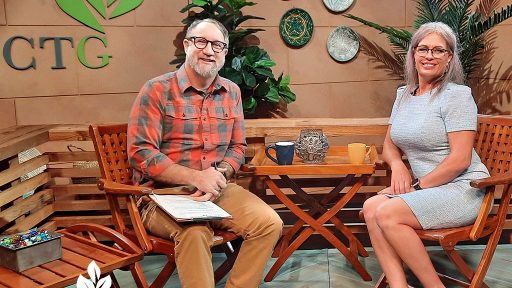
[327,26,359,62]
[279,8,314,47]
[323,0,354,13]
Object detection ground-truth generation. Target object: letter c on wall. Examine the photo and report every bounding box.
[3,36,36,70]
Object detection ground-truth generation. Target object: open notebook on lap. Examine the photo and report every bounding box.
[149,192,232,222]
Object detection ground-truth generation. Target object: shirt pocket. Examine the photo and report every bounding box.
[164,104,201,144]
[207,106,235,145]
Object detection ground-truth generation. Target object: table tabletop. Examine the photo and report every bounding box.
[249,145,378,175]
[0,229,143,288]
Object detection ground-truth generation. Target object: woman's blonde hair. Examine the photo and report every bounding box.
[403,22,465,98]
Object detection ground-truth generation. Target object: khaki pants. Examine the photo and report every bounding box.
[141,183,283,288]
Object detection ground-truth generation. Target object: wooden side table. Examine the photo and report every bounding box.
[0,223,147,288]
[246,146,378,282]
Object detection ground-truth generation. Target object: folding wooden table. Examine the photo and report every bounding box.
[0,223,146,288]
[247,145,378,282]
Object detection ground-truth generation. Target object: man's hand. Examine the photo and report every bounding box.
[217,161,235,181]
[189,190,216,202]
[191,167,227,197]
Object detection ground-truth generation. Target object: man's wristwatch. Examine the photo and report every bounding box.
[412,178,423,190]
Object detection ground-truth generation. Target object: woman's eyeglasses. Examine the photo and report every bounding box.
[415,46,450,58]
[187,36,227,53]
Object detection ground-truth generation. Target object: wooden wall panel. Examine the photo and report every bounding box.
[0,0,5,25]
[0,99,16,130]
[15,93,137,125]
[135,0,188,26]
[77,27,182,95]
[2,0,512,123]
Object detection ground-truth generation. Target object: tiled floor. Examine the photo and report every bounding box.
[107,245,512,287]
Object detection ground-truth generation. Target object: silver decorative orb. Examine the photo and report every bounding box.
[295,129,329,164]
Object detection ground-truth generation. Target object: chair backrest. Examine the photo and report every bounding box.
[475,115,512,177]
[471,115,512,240]
[90,124,132,184]
[89,123,151,249]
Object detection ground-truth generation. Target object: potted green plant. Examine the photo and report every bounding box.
[172,0,296,118]
[345,0,512,82]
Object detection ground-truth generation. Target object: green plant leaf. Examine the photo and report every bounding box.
[469,4,512,37]
[231,57,243,71]
[254,67,274,78]
[107,0,116,7]
[280,88,296,104]
[265,86,280,103]
[192,0,209,6]
[254,59,275,68]
[280,75,290,87]
[87,0,106,18]
[222,68,243,84]
[56,0,104,33]
[242,70,256,87]
[110,0,144,19]
[254,81,270,97]
[243,96,257,112]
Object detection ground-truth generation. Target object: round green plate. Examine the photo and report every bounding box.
[327,26,359,62]
[279,8,314,47]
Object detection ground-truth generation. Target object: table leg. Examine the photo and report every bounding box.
[264,179,372,282]
[282,175,368,258]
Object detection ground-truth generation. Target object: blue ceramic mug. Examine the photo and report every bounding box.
[265,142,295,165]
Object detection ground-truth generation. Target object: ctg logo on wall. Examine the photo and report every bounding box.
[3,0,144,70]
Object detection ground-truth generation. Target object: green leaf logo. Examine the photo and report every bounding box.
[56,0,144,34]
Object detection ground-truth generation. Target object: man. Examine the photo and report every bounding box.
[127,18,283,288]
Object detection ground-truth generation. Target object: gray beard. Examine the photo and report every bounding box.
[187,57,224,78]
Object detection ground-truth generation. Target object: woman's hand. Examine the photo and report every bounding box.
[388,161,413,195]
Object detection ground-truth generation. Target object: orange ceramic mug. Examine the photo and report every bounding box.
[348,143,371,164]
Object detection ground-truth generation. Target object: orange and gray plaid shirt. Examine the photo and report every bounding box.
[127,66,247,186]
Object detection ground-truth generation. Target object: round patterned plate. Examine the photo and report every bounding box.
[327,26,359,62]
[279,8,314,47]
[323,0,354,13]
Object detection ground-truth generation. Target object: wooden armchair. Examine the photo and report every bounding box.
[373,114,512,288]
[89,124,240,288]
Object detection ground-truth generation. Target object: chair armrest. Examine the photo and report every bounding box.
[98,179,152,196]
[375,160,389,170]
[238,164,256,177]
[470,173,512,189]
[240,164,255,173]
[61,223,143,256]
[469,188,495,241]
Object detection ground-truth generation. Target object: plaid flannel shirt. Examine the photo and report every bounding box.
[127,66,247,186]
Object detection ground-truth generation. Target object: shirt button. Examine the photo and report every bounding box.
[202,156,206,160]
[203,117,207,121]
[204,137,208,141]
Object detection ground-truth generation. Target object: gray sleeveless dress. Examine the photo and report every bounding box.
[389,83,489,229]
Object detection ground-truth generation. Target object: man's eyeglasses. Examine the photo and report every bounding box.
[187,36,227,53]
[415,46,450,58]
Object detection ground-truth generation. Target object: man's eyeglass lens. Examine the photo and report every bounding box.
[416,46,448,58]
[189,37,227,53]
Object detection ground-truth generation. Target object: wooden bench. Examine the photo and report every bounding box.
[0,223,146,288]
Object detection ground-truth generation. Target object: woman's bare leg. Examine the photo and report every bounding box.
[363,194,408,287]
[375,198,444,288]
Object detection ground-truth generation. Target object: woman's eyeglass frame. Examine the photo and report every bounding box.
[186,36,228,53]
[414,46,451,58]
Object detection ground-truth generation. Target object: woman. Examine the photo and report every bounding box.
[363,22,490,288]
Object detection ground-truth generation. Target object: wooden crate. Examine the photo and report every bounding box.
[38,128,112,229]
[0,126,54,235]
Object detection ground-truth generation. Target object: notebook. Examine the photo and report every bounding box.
[149,193,232,222]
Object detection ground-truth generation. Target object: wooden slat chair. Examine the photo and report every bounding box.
[373,114,512,288]
[89,124,240,288]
